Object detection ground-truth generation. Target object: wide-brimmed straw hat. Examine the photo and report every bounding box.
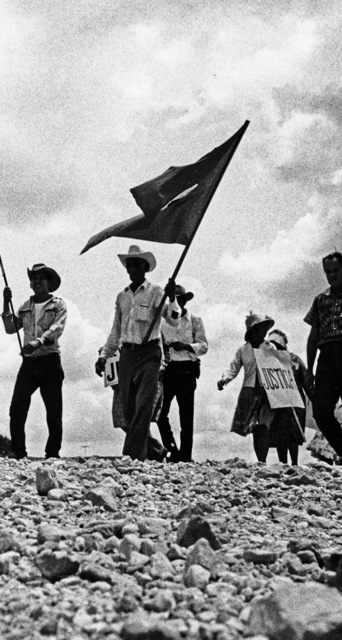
[175,284,194,302]
[27,263,61,292]
[118,245,156,272]
[244,311,274,341]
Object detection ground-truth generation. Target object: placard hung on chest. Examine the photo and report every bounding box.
[254,348,304,409]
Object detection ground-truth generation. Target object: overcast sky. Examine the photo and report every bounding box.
[0,0,341,461]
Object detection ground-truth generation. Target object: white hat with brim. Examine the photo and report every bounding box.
[27,263,61,292]
[244,312,274,341]
[118,245,156,272]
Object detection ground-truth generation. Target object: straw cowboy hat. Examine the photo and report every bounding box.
[118,245,156,272]
[175,284,194,302]
[244,311,274,341]
[27,264,61,292]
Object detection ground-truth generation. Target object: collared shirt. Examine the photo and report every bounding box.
[304,287,342,346]
[221,340,275,388]
[161,310,208,362]
[100,279,180,359]
[2,295,67,356]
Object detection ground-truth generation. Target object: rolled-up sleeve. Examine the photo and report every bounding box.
[2,309,23,334]
[304,297,319,327]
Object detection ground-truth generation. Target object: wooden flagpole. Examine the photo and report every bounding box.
[0,255,24,357]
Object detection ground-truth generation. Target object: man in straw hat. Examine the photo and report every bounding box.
[2,263,67,459]
[157,284,208,462]
[95,245,179,461]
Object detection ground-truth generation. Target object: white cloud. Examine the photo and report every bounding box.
[219,210,326,283]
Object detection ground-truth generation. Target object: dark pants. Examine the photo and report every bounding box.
[157,361,197,462]
[312,342,342,457]
[253,426,270,463]
[9,354,64,459]
[120,340,162,461]
[276,443,298,465]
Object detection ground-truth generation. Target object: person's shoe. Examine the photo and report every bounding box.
[166,444,179,463]
[8,449,27,460]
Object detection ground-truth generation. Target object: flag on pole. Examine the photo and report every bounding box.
[81,120,249,254]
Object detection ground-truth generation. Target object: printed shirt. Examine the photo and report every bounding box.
[2,295,67,356]
[100,280,180,358]
[304,288,342,346]
[221,340,275,388]
[161,311,208,362]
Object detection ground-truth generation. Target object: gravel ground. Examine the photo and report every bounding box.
[1,455,342,640]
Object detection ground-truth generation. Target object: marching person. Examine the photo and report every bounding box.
[304,252,342,459]
[157,284,208,462]
[268,329,309,465]
[2,263,67,459]
[217,312,275,463]
[95,245,179,461]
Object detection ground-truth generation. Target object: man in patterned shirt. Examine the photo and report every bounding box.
[304,252,342,457]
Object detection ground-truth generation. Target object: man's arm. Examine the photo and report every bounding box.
[217,346,243,390]
[96,300,121,377]
[2,287,22,334]
[39,299,67,344]
[169,316,208,355]
[306,326,319,390]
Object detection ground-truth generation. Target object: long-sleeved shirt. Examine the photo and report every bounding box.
[2,295,67,356]
[100,279,180,359]
[221,340,275,388]
[161,310,208,362]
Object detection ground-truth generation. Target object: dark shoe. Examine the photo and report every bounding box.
[8,449,27,460]
[166,447,179,463]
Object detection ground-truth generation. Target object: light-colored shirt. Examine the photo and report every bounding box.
[100,279,180,358]
[161,310,208,362]
[2,295,67,356]
[221,340,275,388]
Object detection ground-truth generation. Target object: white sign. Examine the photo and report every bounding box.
[104,354,119,388]
[254,348,304,409]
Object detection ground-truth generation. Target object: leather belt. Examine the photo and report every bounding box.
[122,339,159,350]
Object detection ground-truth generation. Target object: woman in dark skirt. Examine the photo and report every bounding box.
[268,329,311,465]
[217,312,276,463]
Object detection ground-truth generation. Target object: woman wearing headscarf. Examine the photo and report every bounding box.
[217,312,276,463]
[268,329,310,465]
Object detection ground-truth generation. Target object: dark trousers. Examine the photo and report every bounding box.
[120,341,162,461]
[276,443,298,465]
[9,354,64,458]
[253,426,270,463]
[157,361,197,462]
[312,342,342,457]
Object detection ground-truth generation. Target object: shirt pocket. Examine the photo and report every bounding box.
[136,303,153,323]
[20,310,32,330]
[40,308,56,330]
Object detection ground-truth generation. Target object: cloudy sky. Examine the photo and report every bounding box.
[0,0,341,461]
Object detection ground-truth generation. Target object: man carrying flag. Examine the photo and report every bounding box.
[95,245,179,461]
[87,122,249,460]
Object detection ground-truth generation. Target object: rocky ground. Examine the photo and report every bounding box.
[1,456,342,640]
